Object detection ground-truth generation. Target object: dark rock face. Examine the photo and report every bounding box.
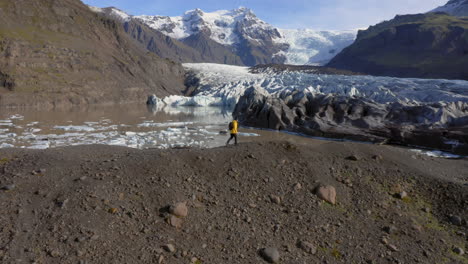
[181,32,244,65]
[123,19,204,64]
[0,0,185,108]
[327,13,468,81]
[234,88,468,154]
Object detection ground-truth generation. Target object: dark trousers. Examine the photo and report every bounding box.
[226,133,238,145]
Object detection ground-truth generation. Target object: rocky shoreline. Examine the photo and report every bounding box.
[234,87,468,155]
[0,141,467,263]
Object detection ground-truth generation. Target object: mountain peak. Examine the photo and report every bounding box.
[431,0,468,16]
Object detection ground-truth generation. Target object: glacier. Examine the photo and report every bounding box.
[276,29,357,65]
[176,63,468,108]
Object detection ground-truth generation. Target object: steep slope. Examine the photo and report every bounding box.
[0,0,185,108]
[327,13,468,80]
[432,0,468,17]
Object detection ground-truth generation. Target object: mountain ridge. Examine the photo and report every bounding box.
[90,6,357,66]
[431,0,468,17]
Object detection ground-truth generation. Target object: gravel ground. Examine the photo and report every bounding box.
[0,141,467,263]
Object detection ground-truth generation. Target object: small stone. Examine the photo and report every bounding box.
[395,191,408,199]
[387,244,398,252]
[411,224,423,232]
[423,207,430,213]
[346,155,359,161]
[167,215,183,229]
[294,183,302,190]
[372,155,383,161]
[158,255,164,263]
[380,237,388,245]
[169,202,188,218]
[453,247,464,255]
[260,247,280,263]
[450,215,463,226]
[163,244,176,253]
[57,199,69,208]
[270,195,281,205]
[383,226,397,234]
[109,208,118,214]
[316,185,337,205]
[48,250,61,258]
[297,241,317,254]
[1,184,15,191]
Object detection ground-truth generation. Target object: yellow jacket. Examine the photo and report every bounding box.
[230,120,238,134]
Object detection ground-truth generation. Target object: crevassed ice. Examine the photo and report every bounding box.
[181,63,468,107]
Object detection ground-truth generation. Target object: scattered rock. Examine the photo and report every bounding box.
[387,244,399,252]
[346,155,359,161]
[169,202,188,218]
[294,183,302,190]
[395,191,408,200]
[57,199,69,208]
[163,244,176,253]
[453,247,464,255]
[260,247,280,263]
[270,195,281,205]
[383,226,397,234]
[108,208,118,214]
[48,249,61,258]
[1,184,15,191]
[450,215,463,226]
[315,185,337,205]
[372,155,383,161]
[167,215,183,229]
[297,241,317,254]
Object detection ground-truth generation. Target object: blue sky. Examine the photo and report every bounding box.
[82,0,448,30]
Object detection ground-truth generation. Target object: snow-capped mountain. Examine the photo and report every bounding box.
[136,8,282,47]
[135,7,287,66]
[88,6,357,66]
[431,0,468,16]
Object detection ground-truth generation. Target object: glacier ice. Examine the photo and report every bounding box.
[181,63,468,107]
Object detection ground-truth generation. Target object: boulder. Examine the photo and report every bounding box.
[315,185,337,205]
[169,202,188,218]
[260,247,280,263]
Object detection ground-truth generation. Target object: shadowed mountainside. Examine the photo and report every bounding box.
[0,0,186,108]
[327,13,468,81]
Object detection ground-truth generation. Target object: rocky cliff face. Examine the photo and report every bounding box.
[0,0,186,108]
[327,13,468,80]
[233,88,468,154]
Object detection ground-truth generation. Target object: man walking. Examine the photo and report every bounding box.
[226,119,238,146]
